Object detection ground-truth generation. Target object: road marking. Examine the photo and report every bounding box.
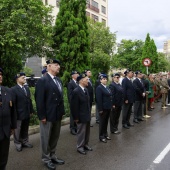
[153,142,170,164]
[147,143,170,170]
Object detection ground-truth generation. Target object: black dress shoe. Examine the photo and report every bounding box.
[123,125,130,129]
[70,129,77,135]
[77,149,86,155]
[105,136,111,140]
[96,120,99,124]
[16,148,22,152]
[138,118,144,121]
[111,130,121,134]
[133,119,139,123]
[22,143,33,148]
[51,158,65,165]
[127,123,134,127]
[45,161,56,170]
[84,145,93,151]
[100,138,107,143]
[90,124,93,127]
[148,108,152,111]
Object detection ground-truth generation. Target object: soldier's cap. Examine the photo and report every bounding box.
[15,72,26,79]
[124,69,133,75]
[71,71,80,76]
[111,73,120,77]
[99,74,108,80]
[135,71,142,75]
[84,69,91,73]
[46,59,60,65]
[77,73,87,82]
[0,68,4,75]
[42,68,47,74]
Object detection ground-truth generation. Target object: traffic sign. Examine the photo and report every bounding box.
[142,58,152,67]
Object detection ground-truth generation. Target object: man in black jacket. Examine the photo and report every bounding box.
[0,68,17,170]
[122,69,135,129]
[12,72,33,152]
[133,71,145,123]
[67,71,79,135]
[35,59,65,170]
[71,73,92,155]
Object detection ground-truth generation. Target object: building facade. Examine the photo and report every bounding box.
[163,40,170,60]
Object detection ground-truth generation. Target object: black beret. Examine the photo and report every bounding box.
[77,73,87,82]
[99,74,108,80]
[84,69,91,73]
[0,68,3,74]
[15,72,26,79]
[111,73,120,77]
[124,69,133,75]
[46,59,60,65]
[135,71,142,75]
[71,71,80,76]
[42,68,47,74]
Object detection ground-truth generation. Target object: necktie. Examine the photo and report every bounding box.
[84,88,87,95]
[88,78,92,86]
[106,86,111,93]
[0,86,1,95]
[22,86,27,96]
[54,77,62,92]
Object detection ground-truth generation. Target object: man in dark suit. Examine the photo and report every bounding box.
[109,73,124,134]
[0,68,17,170]
[133,71,145,123]
[67,71,79,135]
[12,72,33,152]
[84,69,94,127]
[71,73,92,155]
[35,59,65,170]
[122,69,135,129]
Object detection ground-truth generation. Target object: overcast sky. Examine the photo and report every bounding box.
[108,0,170,51]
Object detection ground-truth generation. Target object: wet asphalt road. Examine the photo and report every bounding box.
[6,102,170,170]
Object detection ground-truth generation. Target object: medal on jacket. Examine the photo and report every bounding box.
[10,101,12,107]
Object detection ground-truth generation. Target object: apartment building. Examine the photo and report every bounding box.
[163,40,170,60]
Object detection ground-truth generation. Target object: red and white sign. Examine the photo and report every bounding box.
[142,58,152,67]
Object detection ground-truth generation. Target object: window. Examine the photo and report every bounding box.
[86,0,90,4]
[103,0,106,2]
[56,0,60,7]
[91,14,99,21]
[102,19,106,26]
[86,11,90,17]
[92,0,98,8]
[101,6,106,14]
[45,0,48,5]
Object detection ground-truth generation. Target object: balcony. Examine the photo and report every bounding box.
[86,3,99,13]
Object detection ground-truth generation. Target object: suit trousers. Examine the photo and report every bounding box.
[168,90,170,103]
[0,136,10,170]
[77,122,90,150]
[14,119,30,149]
[69,110,77,131]
[95,103,99,122]
[99,109,110,139]
[134,101,143,119]
[40,120,61,163]
[122,103,133,125]
[110,106,122,132]
[161,93,167,106]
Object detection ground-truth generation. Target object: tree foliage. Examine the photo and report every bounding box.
[53,0,89,86]
[0,0,53,86]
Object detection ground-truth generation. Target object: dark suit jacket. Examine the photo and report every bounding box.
[35,73,65,122]
[67,79,77,103]
[109,82,124,106]
[0,87,17,141]
[11,85,33,120]
[86,79,94,105]
[122,77,135,103]
[96,84,112,112]
[142,78,149,91]
[133,78,145,101]
[71,86,91,123]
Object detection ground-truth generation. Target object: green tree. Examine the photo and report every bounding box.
[87,18,116,79]
[141,33,158,73]
[112,39,144,71]
[157,52,170,72]
[53,0,89,86]
[0,0,53,86]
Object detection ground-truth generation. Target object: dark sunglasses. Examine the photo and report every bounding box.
[115,76,120,79]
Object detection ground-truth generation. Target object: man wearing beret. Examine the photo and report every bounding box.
[122,69,135,129]
[42,68,47,76]
[11,72,34,152]
[71,73,92,155]
[84,69,94,127]
[133,71,145,123]
[67,71,79,135]
[0,68,17,170]
[35,59,65,170]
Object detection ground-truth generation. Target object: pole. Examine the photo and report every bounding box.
[146,66,148,75]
